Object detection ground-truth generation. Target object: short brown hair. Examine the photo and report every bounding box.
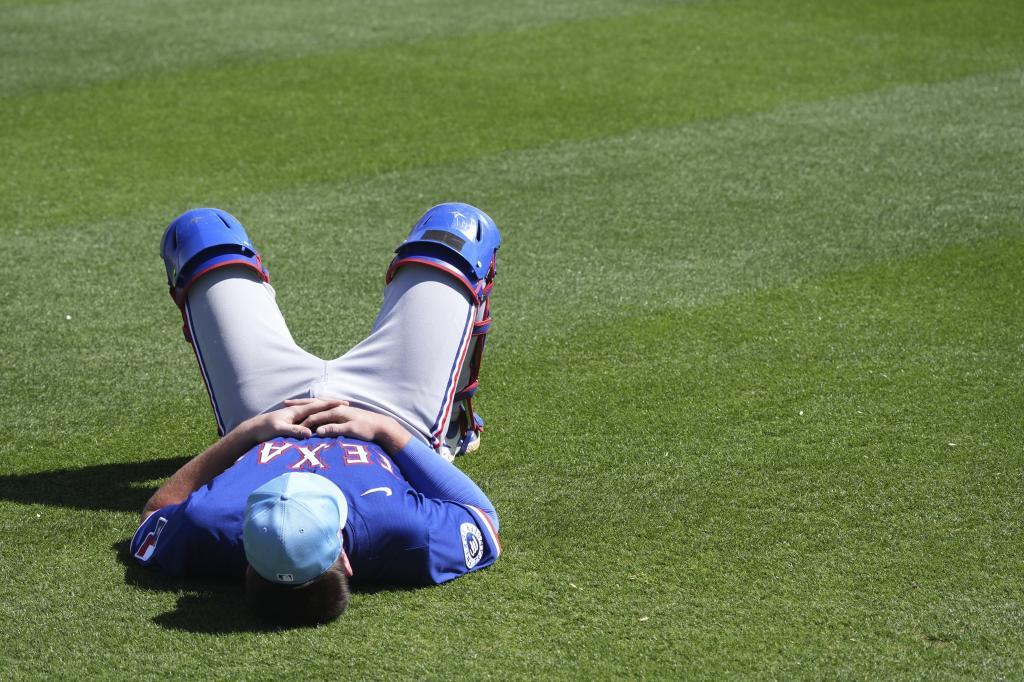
[245,563,350,626]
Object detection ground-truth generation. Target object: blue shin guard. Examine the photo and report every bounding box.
[386,202,500,305]
[161,208,269,308]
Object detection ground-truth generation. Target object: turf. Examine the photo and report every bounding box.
[1,0,1022,678]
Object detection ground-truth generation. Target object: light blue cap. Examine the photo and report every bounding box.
[243,472,348,585]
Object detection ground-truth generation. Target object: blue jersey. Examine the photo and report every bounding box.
[130,437,501,586]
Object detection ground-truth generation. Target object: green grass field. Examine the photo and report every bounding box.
[2,0,1022,678]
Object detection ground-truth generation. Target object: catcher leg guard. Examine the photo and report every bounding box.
[387,203,501,458]
[161,208,269,309]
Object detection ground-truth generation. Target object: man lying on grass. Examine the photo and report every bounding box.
[133,205,502,626]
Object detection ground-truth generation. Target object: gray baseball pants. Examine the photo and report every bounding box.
[182,264,478,452]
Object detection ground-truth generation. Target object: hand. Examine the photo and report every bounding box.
[285,399,412,453]
[242,398,348,444]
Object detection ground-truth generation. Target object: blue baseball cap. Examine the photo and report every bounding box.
[243,472,348,585]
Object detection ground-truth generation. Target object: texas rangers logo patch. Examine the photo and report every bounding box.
[461,522,484,568]
[134,517,168,562]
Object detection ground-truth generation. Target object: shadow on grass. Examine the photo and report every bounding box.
[114,539,279,633]
[0,457,190,512]
[114,539,418,634]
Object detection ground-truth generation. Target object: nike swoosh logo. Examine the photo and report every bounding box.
[361,486,393,497]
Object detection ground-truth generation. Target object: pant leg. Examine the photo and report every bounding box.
[183,267,326,434]
[322,266,477,447]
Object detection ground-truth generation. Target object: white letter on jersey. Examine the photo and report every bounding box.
[340,443,372,465]
[290,443,331,470]
[258,441,293,464]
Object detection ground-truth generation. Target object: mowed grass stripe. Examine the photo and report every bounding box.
[1,68,1020,460]
[3,0,1023,232]
[1,0,680,95]
[2,237,1020,679]
[485,236,1024,678]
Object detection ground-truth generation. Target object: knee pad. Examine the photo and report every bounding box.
[161,208,269,307]
[385,202,501,305]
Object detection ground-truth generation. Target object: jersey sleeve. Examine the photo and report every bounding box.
[438,498,502,579]
[129,503,194,576]
[424,495,502,584]
[358,490,502,586]
[129,493,248,578]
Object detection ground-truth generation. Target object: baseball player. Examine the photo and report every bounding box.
[132,204,502,625]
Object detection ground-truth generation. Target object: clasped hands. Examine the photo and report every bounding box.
[240,398,412,454]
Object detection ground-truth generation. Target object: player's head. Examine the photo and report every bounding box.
[242,472,351,626]
[244,558,350,626]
